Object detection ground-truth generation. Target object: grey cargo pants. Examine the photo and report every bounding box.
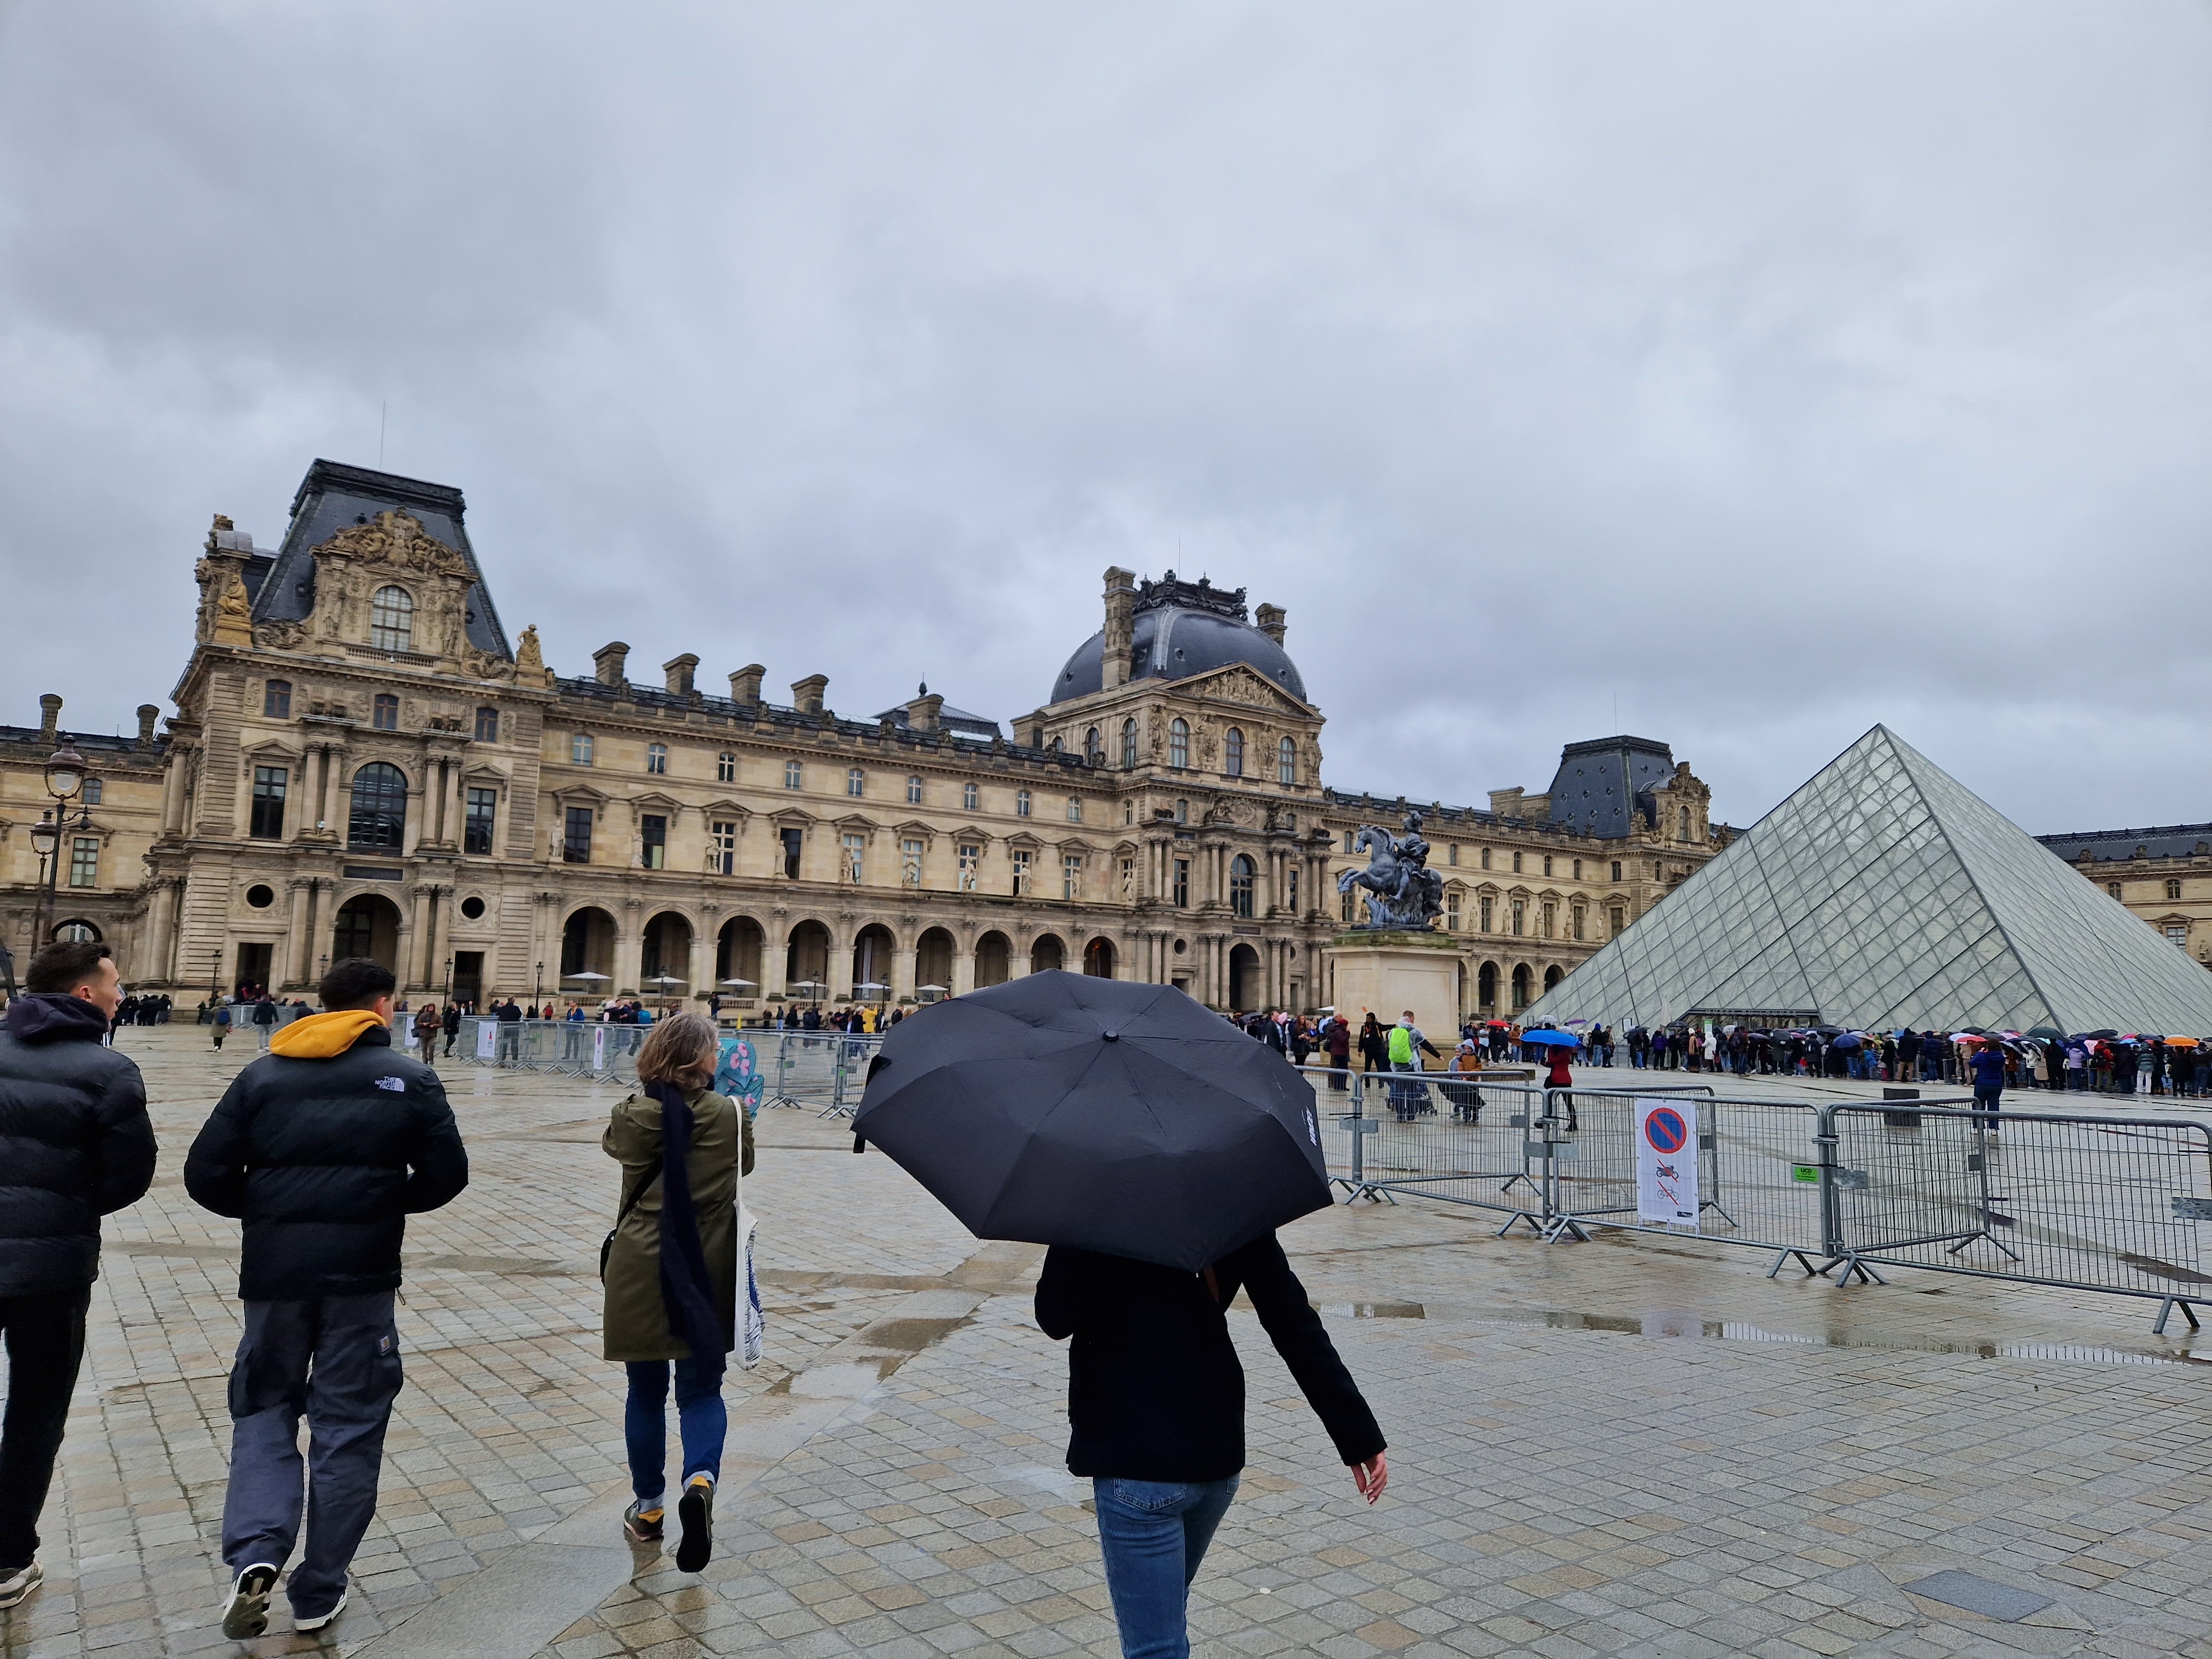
[220,1292,403,1617]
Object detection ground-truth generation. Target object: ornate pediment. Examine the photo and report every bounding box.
[1182,664,1311,716]
[313,510,472,580]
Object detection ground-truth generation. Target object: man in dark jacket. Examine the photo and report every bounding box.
[440,999,462,1057]
[186,958,468,1640]
[0,940,155,1610]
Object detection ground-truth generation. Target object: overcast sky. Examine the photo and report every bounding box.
[3,3,2206,835]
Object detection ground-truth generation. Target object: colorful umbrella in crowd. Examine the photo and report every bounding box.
[1521,1029,1581,1047]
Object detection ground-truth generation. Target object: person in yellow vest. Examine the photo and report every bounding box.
[1385,1013,1441,1120]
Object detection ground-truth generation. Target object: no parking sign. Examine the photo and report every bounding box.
[1636,1098,1700,1228]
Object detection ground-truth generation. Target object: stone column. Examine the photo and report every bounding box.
[158,750,186,838]
[320,744,347,838]
[446,758,467,850]
[892,943,916,1004]
[688,921,716,1010]
[614,902,641,995]
[952,943,975,997]
[281,879,314,987]
[761,919,789,1001]
[425,885,451,994]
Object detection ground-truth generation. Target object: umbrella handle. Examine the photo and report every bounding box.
[853,1130,866,1156]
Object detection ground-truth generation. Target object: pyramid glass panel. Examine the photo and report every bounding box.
[1526,726,2212,1036]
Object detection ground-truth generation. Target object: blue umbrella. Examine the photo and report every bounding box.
[1521,1030,1581,1048]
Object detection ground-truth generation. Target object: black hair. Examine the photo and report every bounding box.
[27,939,113,994]
[319,957,397,1010]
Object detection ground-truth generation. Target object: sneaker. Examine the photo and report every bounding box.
[293,1588,347,1633]
[222,1563,280,1639]
[675,1474,714,1572]
[0,1561,42,1610]
[622,1499,665,1543]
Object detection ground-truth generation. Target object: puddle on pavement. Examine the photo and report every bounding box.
[1317,1301,1427,1319]
[768,1312,977,1399]
[1517,1306,2209,1366]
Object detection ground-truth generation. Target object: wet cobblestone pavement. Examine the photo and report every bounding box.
[6,1029,2211,1658]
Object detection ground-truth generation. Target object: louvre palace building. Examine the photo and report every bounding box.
[0,459,1733,1017]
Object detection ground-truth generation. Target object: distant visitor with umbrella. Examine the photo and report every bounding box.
[855,973,1389,1659]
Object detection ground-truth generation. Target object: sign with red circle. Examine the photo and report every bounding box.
[1643,1106,1689,1155]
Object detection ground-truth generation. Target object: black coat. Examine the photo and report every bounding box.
[184,1025,468,1301]
[0,994,156,1298]
[1035,1232,1385,1482]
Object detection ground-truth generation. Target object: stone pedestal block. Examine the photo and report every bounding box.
[1325,930,1462,1052]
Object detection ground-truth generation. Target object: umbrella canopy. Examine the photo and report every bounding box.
[564,971,612,982]
[2026,1026,2066,1043]
[853,971,1329,1272]
[718,978,758,987]
[1520,1029,1581,1048]
[2166,1035,2203,1048]
[1831,1033,1864,1050]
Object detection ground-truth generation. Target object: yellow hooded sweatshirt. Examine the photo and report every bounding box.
[269,1009,387,1059]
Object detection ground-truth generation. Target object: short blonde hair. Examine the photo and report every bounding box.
[637,1011,719,1093]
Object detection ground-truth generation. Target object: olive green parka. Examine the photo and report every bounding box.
[601,1088,755,1362]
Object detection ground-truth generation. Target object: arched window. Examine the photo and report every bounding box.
[1121,718,1138,769]
[1278,737,1296,785]
[847,768,865,797]
[1168,718,1189,770]
[369,586,414,652]
[1679,807,1692,840]
[51,919,100,944]
[474,706,499,742]
[907,775,924,805]
[348,761,408,850]
[1225,728,1244,777]
[1229,854,1256,918]
[1084,727,1102,765]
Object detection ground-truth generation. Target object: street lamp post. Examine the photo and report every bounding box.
[534,960,544,1013]
[211,948,222,1003]
[444,954,454,1004]
[30,737,90,951]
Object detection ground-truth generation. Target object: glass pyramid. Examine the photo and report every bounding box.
[1526,726,2212,1035]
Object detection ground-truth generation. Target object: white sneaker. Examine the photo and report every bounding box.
[0,1561,41,1609]
[294,1587,348,1632]
[221,1563,280,1639]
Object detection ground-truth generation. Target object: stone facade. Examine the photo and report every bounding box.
[2038,823,2212,974]
[0,460,1728,1017]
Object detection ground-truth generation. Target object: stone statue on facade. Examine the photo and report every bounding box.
[1337,811,1445,931]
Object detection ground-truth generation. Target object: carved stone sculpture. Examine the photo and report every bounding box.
[1336,811,1446,931]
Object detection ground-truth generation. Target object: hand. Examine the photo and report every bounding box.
[1352,1453,1388,1504]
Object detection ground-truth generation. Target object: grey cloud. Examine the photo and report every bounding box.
[2,1,2206,832]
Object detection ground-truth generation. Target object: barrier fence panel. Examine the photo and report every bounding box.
[1829,1103,2212,1331]
[764,1032,884,1113]
[1296,1065,1552,1233]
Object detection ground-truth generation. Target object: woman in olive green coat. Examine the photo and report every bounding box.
[602,1014,755,1569]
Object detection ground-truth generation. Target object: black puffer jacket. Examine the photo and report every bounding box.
[0,994,156,1297]
[184,1023,468,1300]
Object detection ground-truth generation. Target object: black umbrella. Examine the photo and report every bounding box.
[853,971,1329,1272]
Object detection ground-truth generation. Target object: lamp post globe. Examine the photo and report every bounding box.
[43,738,86,802]
[28,812,58,861]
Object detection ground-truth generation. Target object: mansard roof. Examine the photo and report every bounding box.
[251,459,512,662]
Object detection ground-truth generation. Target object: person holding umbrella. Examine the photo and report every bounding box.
[854,974,1388,1659]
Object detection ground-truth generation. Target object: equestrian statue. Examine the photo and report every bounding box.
[1337,811,1446,931]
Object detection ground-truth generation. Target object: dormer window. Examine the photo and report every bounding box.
[1168,718,1189,770]
[1225,728,1244,777]
[369,585,414,653]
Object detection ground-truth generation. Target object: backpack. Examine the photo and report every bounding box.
[1387,1025,1414,1065]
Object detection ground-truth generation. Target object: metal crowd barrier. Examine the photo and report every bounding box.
[762,1032,885,1117]
[1316,1074,2212,1332]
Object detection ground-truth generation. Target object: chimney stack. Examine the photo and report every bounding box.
[1255,603,1286,646]
[907,686,944,733]
[1102,567,1136,690]
[791,675,828,716]
[728,664,764,707]
[38,694,61,742]
[136,705,160,747]
[592,641,630,687]
[662,653,700,700]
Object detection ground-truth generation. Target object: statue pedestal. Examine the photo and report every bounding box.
[1325,930,1463,1049]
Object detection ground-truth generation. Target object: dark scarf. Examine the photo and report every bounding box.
[646,1081,728,1383]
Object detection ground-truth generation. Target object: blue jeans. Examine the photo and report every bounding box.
[1092,1477,1239,1659]
[624,1358,726,1501]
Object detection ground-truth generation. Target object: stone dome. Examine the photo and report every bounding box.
[1047,575,1306,706]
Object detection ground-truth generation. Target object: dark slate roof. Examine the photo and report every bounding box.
[1050,574,1306,706]
[1543,736,1677,838]
[2036,823,2212,864]
[0,724,163,758]
[249,460,512,660]
[873,684,1003,742]
[555,679,1081,769]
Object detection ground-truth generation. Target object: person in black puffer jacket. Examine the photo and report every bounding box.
[186,957,467,1640]
[0,940,155,1610]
